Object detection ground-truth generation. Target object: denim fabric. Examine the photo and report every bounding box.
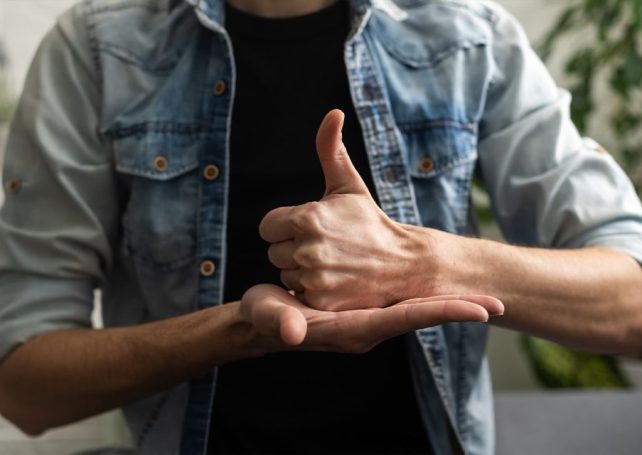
[2,0,642,454]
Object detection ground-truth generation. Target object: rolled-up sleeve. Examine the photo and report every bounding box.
[0,5,118,358]
[478,5,642,264]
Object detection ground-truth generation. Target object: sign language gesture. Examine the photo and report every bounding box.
[260,109,433,311]
[239,284,504,352]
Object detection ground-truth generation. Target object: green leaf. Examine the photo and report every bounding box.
[542,0,642,181]
[521,336,629,389]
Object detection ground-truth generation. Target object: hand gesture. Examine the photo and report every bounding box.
[239,284,504,353]
[260,109,433,311]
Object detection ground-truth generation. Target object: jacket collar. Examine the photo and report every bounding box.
[183,0,373,33]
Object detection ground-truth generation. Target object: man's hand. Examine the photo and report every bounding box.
[260,109,431,311]
[238,284,504,353]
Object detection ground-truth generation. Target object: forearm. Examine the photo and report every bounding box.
[426,228,642,353]
[0,301,256,435]
[0,280,500,437]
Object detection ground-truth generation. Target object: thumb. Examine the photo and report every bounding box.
[316,109,370,196]
[243,285,308,346]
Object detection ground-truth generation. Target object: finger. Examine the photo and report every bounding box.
[243,284,308,346]
[400,294,504,316]
[259,206,296,243]
[316,109,370,196]
[369,299,491,341]
[281,269,304,292]
[279,305,308,346]
[268,241,298,269]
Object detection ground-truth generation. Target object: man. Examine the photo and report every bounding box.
[0,0,641,454]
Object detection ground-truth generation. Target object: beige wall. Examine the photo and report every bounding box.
[1,0,79,95]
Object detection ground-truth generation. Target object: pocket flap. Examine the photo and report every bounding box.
[403,123,477,178]
[113,131,200,180]
[370,4,490,69]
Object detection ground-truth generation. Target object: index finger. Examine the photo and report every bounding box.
[259,206,296,243]
[369,299,491,341]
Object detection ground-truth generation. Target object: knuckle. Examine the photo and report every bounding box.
[300,271,335,292]
[305,292,331,310]
[291,203,324,234]
[293,243,324,268]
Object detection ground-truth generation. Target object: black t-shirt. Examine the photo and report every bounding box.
[208,2,431,453]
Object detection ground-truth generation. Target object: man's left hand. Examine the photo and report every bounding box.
[259,109,433,311]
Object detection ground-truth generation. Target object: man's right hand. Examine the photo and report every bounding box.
[0,283,501,436]
[239,284,504,354]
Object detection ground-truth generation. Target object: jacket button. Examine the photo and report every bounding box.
[5,179,22,194]
[203,164,220,181]
[596,144,609,154]
[384,166,396,183]
[153,155,168,172]
[200,260,216,277]
[213,80,226,96]
[362,84,375,100]
[418,157,434,173]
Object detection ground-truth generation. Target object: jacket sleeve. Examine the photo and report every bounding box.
[477,3,642,264]
[0,4,118,358]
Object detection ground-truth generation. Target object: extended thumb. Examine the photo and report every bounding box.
[316,109,369,196]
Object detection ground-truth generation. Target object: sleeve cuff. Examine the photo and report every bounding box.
[0,272,93,359]
[561,220,642,266]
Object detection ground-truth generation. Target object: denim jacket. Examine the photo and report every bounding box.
[2,0,642,454]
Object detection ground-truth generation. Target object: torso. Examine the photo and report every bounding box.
[208,2,431,453]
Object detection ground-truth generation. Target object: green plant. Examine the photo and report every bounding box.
[522,337,629,389]
[516,0,642,390]
[540,0,642,183]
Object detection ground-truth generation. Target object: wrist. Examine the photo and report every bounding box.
[394,224,444,299]
[431,229,495,296]
[199,302,267,368]
[401,225,470,298]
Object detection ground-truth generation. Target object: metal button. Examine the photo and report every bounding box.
[362,84,375,100]
[213,80,226,96]
[203,164,220,181]
[5,179,22,194]
[418,157,434,173]
[153,155,168,172]
[384,166,396,183]
[200,260,216,277]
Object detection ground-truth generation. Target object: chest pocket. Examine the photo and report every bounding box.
[113,130,201,270]
[400,123,478,233]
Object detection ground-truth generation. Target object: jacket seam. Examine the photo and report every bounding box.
[398,120,477,132]
[88,0,169,15]
[105,122,208,138]
[399,0,498,25]
[85,2,105,95]
[137,390,172,448]
[456,323,470,443]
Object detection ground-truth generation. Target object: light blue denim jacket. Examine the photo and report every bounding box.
[2,0,642,454]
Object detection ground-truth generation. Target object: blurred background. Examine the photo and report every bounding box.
[0,0,641,454]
